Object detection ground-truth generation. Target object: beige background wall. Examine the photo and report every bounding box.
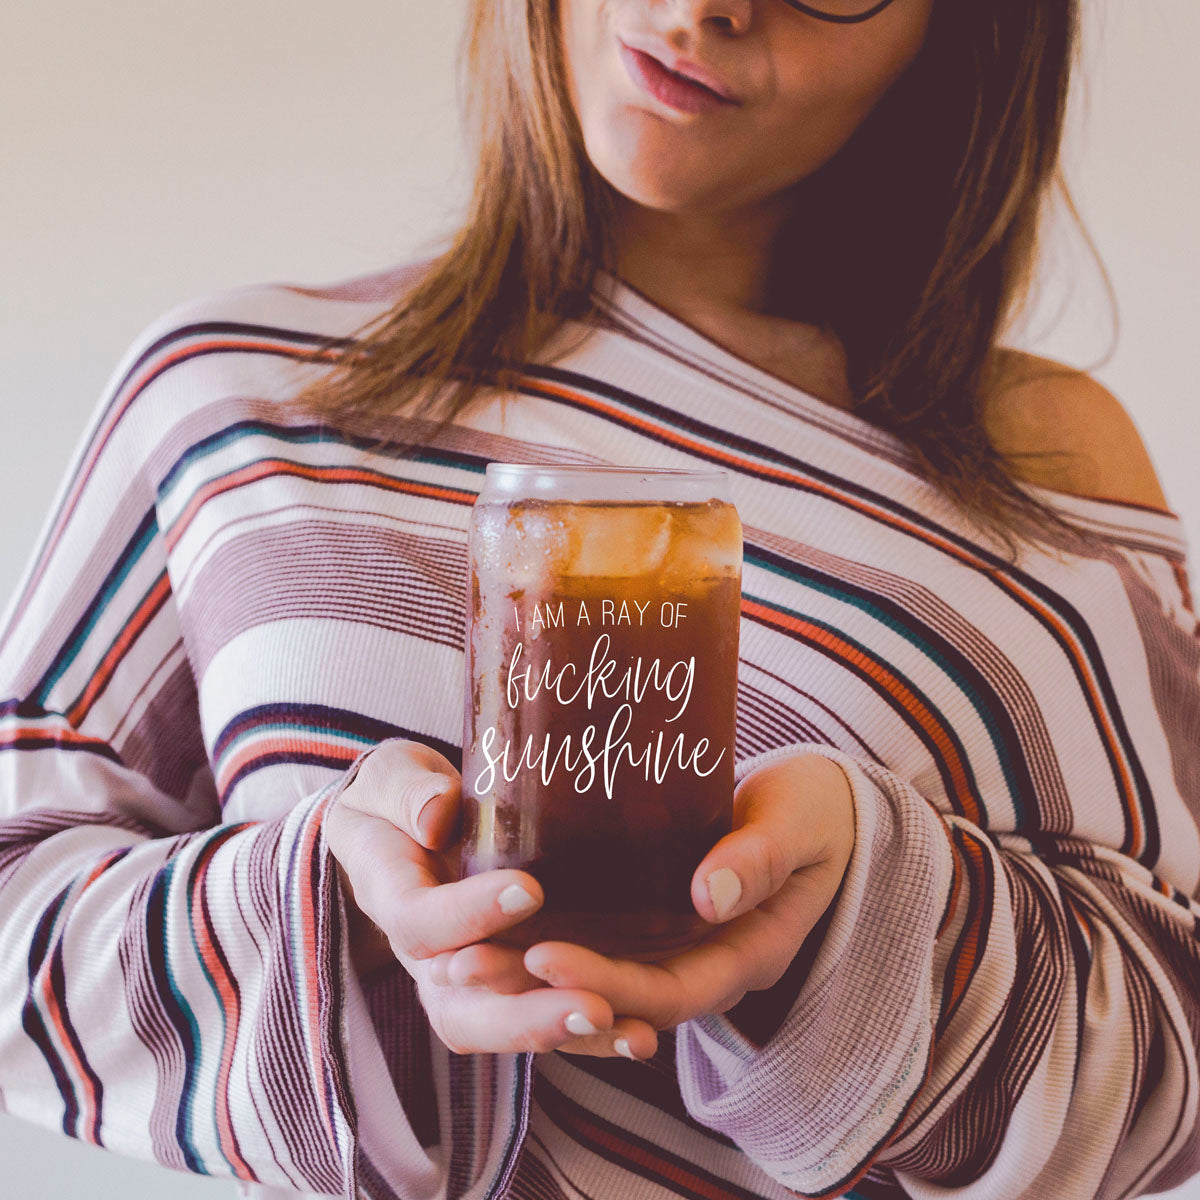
[1,2,1197,1197]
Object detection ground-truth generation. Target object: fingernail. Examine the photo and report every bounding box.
[706,867,742,921]
[613,1036,637,1059]
[565,1011,601,1036]
[414,773,452,840]
[497,883,540,916]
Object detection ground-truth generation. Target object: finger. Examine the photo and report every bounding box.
[526,868,846,1024]
[524,910,780,1026]
[426,950,455,987]
[424,948,666,1064]
[690,753,855,924]
[425,943,543,993]
[330,802,544,960]
[426,955,660,1058]
[442,940,550,994]
[554,1016,661,1060]
[340,737,463,850]
[523,940,691,1029]
[424,946,662,1062]
[524,934,739,1027]
[433,982,618,1056]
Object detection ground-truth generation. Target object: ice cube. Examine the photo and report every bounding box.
[502,502,572,591]
[662,502,742,585]
[563,505,673,578]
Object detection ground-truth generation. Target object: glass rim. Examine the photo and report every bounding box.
[480,461,733,503]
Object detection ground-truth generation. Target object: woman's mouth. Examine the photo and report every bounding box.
[617,42,740,116]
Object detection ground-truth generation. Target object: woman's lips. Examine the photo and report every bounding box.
[617,42,740,115]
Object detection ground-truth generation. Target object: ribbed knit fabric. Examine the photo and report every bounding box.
[1,261,1198,1200]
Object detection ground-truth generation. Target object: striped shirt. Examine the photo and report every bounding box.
[1,261,1198,1200]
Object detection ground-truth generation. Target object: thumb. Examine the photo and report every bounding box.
[690,753,854,924]
[338,738,463,850]
[404,770,462,848]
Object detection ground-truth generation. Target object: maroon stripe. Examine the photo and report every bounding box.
[118,867,194,1171]
[535,1068,772,1200]
[890,853,1069,1180]
[180,520,467,678]
[117,659,210,804]
[249,821,343,1190]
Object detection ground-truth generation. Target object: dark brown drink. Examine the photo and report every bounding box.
[460,465,742,961]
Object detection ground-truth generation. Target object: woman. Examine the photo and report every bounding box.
[1,1,1197,1198]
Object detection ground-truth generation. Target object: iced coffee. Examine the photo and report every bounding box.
[460,464,742,961]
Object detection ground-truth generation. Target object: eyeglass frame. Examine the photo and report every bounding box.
[778,0,900,24]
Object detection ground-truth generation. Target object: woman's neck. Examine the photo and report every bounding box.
[609,271,856,413]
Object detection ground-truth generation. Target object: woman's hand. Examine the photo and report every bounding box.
[428,752,857,1056]
[323,738,661,1056]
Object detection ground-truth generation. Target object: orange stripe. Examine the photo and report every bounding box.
[65,572,171,727]
[527,372,1149,856]
[0,727,112,750]
[131,338,339,397]
[7,336,342,640]
[985,584,1144,856]
[936,822,964,940]
[742,595,982,825]
[51,360,1146,861]
[217,734,359,797]
[1171,561,1195,616]
[1063,888,1094,954]
[165,459,475,553]
[941,832,988,1026]
[189,839,255,1180]
[40,965,102,1145]
[300,789,341,1150]
[543,1098,764,1199]
[37,852,124,1145]
[529,377,897,521]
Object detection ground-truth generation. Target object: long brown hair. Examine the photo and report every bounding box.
[290,0,1107,563]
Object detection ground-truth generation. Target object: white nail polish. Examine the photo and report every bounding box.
[613,1037,637,1059]
[497,883,540,916]
[565,1011,601,1036]
[706,867,742,921]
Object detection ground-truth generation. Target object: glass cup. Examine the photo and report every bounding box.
[459,464,743,961]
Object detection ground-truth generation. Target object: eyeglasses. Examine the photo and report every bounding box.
[778,0,900,23]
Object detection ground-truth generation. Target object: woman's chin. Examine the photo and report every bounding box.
[591,153,732,215]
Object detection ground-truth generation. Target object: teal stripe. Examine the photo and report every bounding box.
[283,791,329,1157]
[61,570,169,719]
[42,422,475,711]
[158,425,336,502]
[185,831,243,1178]
[159,853,208,1173]
[217,721,375,768]
[157,419,484,506]
[31,516,158,704]
[745,555,1010,825]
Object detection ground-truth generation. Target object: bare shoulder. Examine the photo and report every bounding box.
[980,348,1171,510]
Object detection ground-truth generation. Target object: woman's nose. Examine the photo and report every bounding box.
[662,0,754,37]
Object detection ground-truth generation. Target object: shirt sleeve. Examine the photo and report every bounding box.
[0,306,384,1196]
[673,539,1200,1200]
